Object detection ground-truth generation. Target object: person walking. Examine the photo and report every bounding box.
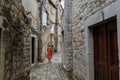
[47,45,52,63]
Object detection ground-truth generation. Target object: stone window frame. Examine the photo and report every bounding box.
[42,11,48,26]
[85,1,120,80]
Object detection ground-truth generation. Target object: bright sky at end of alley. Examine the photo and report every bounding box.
[61,0,64,8]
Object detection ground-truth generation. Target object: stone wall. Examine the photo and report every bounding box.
[0,22,4,80]
[41,27,51,61]
[72,0,117,80]
[0,0,31,80]
[62,0,73,79]
[57,25,62,53]
[57,3,63,53]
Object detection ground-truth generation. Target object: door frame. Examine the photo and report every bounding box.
[85,1,120,80]
[30,34,38,66]
[93,18,119,80]
[0,27,4,80]
[0,16,5,80]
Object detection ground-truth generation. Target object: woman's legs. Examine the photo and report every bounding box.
[48,59,51,63]
[49,60,51,63]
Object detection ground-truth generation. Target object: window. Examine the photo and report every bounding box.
[42,11,47,26]
[51,6,55,14]
[50,23,54,33]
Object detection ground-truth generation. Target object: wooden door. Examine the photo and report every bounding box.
[93,19,119,80]
[94,24,108,80]
[107,20,119,80]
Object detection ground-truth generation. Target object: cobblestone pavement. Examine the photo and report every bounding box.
[30,53,66,80]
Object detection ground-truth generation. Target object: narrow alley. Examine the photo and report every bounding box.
[0,0,120,80]
[30,53,67,80]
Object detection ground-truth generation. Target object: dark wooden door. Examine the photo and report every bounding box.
[94,19,119,80]
[94,24,108,80]
[107,20,119,80]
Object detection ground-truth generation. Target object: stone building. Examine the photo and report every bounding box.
[62,0,120,80]
[22,0,41,66]
[61,0,73,79]
[49,0,57,51]
[57,2,63,53]
[39,0,63,60]
[48,0,63,53]
[0,0,31,80]
[39,0,51,61]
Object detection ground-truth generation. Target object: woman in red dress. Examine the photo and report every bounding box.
[47,45,52,63]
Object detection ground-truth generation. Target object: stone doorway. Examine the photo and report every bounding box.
[93,19,119,80]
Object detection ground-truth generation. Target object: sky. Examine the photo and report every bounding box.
[61,0,64,8]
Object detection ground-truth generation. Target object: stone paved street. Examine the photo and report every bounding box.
[30,53,66,80]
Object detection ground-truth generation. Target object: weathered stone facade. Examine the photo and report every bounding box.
[22,0,41,65]
[57,2,63,53]
[39,0,51,61]
[72,0,119,80]
[61,0,73,79]
[62,0,120,80]
[40,0,63,60]
[0,0,31,80]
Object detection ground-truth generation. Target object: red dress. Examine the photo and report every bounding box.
[47,47,52,60]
